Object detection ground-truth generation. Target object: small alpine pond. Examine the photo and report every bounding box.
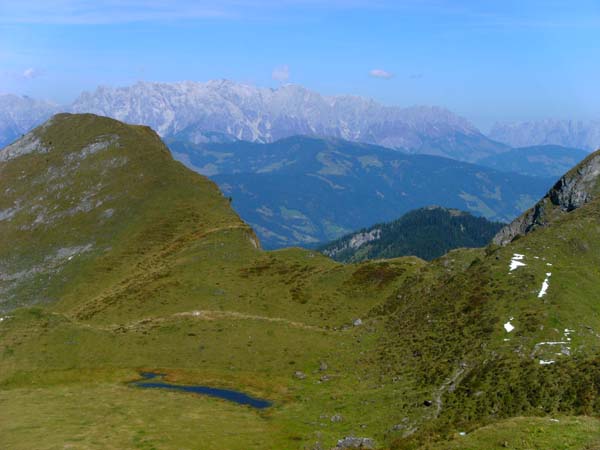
[131,372,272,409]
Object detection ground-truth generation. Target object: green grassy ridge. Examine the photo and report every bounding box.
[319,206,504,262]
[0,113,252,313]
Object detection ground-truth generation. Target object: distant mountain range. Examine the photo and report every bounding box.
[319,206,504,262]
[0,95,58,148]
[490,119,600,151]
[2,81,508,163]
[3,81,596,168]
[70,80,509,163]
[167,135,553,248]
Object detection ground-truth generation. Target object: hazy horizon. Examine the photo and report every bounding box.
[1,1,600,130]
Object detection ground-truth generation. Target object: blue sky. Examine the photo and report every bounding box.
[1,0,599,129]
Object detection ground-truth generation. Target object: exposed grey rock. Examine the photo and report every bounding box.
[294,371,307,380]
[335,436,375,449]
[322,229,382,258]
[330,414,343,423]
[493,151,600,245]
[65,134,120,162]
[319,361,328,371]
[0,133,47,162]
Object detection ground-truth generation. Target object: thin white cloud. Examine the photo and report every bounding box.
[22,68,42,79]
[272,65,290,82]
[369,69,394,79]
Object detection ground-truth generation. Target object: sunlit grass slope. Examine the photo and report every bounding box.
[1,114,600,450]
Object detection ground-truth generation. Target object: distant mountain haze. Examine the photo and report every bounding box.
[490,120,600,151]
[70,80,508,163]
[166,135,554,248]
[2,81,507,163]
[0,95,59,149]
[478,145,589,178]
[3,81,595,169]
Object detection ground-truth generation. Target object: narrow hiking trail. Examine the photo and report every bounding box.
[54,309,329,334]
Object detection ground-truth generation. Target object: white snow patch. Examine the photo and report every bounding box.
[537,273,551,298]
[539,360,555,365]
[509,254,526,272]
[504,320,515,333]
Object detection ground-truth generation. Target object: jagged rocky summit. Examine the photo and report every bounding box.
[493,149,600,245]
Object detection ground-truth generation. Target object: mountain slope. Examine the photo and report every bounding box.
[0,113,253,312]
[489,119,600,151]
[478,144,589,178]
[70,80,508,162]
[493,149,600,245]
[2,115,600,450]
[0,114,425,449]
[374,151,600,447]
[168,135,552,248]
[319,206,504,262]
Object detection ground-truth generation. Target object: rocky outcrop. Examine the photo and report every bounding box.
[335,437,375,449]
[493,150,600,245]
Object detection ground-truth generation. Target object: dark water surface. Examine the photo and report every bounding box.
[131,372,272,409]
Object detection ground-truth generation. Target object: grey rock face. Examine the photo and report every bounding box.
[293,371,307,380]
[335,437,375,449]
[493,151,600,245]
[0,133,48,162]
[548,153,600,210]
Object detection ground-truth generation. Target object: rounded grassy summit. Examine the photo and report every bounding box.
[1,114,600,450]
